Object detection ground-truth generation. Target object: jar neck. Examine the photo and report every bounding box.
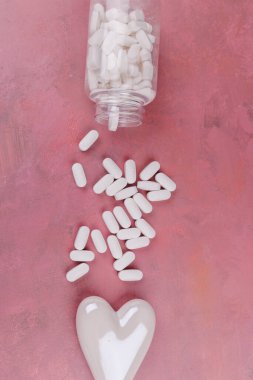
[90,90,146,128]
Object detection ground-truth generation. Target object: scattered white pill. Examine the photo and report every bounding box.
[133,193,153,214]
[106,177,127,196]
[107,235,123,259]
[155,173,177,192]
[118,269,143,282]
[93,173,114,194]
[126,236,150,250]
[113,251,135,271]
[113,206,132,228]
[69,250,95,262]
[137,180,161,191]
[117,228,141,240]
[102,211,120,234]
[72,163,87,188]
[124,198,142,220]
[103,158,122,179]
[79,130,99,152]
[74,226,90,251]
[124,159,136,184]
[91,229,107,253]
[66,263,90,282]
[147,190,172,202]
[108,105,120,131]
[115,186,138,200]
[139,161,160,180]
[136,29,152,51]
[135,219,156,239]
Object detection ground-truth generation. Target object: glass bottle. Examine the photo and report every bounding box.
[85,0,160,130]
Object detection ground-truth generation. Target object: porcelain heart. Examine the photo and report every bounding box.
[76,296,156,380]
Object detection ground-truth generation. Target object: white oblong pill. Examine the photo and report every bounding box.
[94,3,105,20]
[137,181,161,191]
[108,106,120,132]
[113,251,135,271]
[93,174,114,194]
[69,250,95,262]
[74,226,90,250]
[102,211,120,234]
[115,186,138,201]
[118,269,143,282]
[117,228,141,240]
[103,158,122,179]
[147,190,172,202]
[106,177,127,196]
[91,229,107,253]
[124,159,136,184]
[139,161,160,181]
[124,198,142,220]
[125,236,150,250]
[129,9,144,21]
[133,193,153,214]
[79,130,99,152]
[66,263,90,282]
[113,206,131,228]
[72,163,87,188]
[136,29,152,51]
[89,10,100,35]
[135,219,156,239]
[140,48,152,62]
[107,235,123,259]
[142,61,154,81]
[155,173,177,192]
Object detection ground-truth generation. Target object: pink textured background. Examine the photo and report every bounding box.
[1,0,253,379]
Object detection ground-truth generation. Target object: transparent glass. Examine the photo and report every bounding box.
[85,0,161,129]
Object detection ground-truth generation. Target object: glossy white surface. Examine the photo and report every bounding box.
[76,297,156,380]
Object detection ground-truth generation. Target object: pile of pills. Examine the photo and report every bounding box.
[86,2,156,103]
[67,129,176,283]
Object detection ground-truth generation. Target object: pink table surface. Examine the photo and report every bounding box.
[1,1,253,379]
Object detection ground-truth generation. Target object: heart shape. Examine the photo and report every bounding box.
[76,296,156,380]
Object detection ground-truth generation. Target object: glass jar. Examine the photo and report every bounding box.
[85,0,161,130]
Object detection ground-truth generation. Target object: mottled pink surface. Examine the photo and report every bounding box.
[1,0,253,379]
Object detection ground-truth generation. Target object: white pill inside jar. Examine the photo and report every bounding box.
[66,263,90,282]
[106,177,127,196]
[140,161,160,180]
[125,236,150,250]
[155,173,177,192]
[118,269,143,282]
[91,229,107,253]
[135,219,156,239]
[69,250,95,262]
[140,48,152,62]
[103,158,122,179]
[142,61,154,81]
[117,228,141,240]
[127,44,141,63]
[79,130,99,152]
[74,226,90,250]
[108,105,120,131]
[107,235,123,259]
[147,190,172,202]
[93,174,114,194]
[136,29,153,51]
[129,9,145,22]
[72,163,87,188]
[133,193,153,214]
[94,3,105,20]
[124,159,136,184]
[102,211,120,234]
[124,198,142,220]
[113,251,135,271]
[113,206,132,228]
[137,181,161,191]
[106,8,129,24]
[115,186,138,201]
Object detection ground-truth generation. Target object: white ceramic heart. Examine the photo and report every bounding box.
[76,296,156,380]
